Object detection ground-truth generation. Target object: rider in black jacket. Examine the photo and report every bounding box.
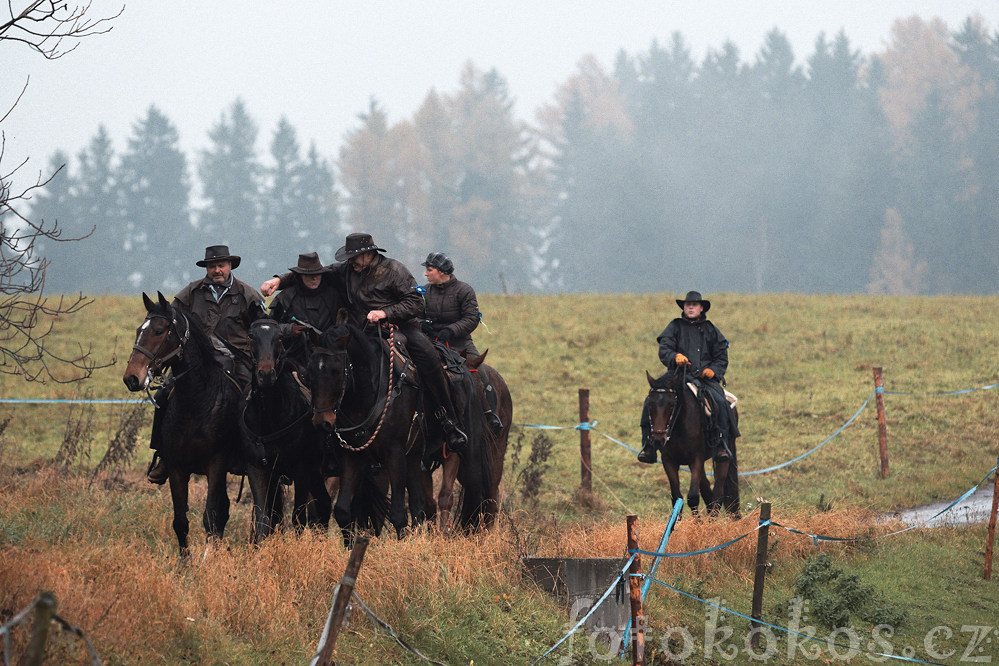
[638,291,739,464]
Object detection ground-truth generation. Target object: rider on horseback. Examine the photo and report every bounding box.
[261,234,469,456]
[638,290,739,464]
[420,251,504,435]
[146,245,263,484]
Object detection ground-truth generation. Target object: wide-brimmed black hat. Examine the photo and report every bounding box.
[289,252,328,275]
[196,245,241,269]
[676,290,710,312]
[421,252,454,275]
[334,233,386,262]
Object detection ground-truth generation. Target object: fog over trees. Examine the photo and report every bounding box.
[18,15,999,295]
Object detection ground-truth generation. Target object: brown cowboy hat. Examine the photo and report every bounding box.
[676,290,710,312]
[289,252,329,275]
[196,245,241,269]
[334,233,386,262]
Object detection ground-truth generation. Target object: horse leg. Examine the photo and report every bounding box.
[245,466,273,543]
[687,460,705,517]
[202,461,230,545]
[437,455,460,536]
[709,459,730,516]
[385,451,410,540]
[168,472,191,558]
[334,462,360,548]
[661,460,684,518]
[305,468,333,530]
[405,453,427,528]
[421,467,437,524]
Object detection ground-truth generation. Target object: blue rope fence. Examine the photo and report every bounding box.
[514,377,998,477]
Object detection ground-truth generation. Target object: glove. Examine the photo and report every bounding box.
[420,320,434,335]
[674,353,690,366]
[700,368,715,379]
[436,328,452,342]
[290,322,306,338]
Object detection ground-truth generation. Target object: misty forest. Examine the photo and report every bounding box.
[16,15,999,295]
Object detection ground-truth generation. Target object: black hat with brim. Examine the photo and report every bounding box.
[676,290,710,312]
[196,245,241,269]
[334,233,386,262]
[289,252,329,275]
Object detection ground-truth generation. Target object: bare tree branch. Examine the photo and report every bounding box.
[0,0,119,382]
[1,1,123,60]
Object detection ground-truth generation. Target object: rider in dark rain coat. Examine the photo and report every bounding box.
[638,290,739,464]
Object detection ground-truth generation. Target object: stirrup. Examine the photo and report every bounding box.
[637,442,658,464]
[485,410,503,434]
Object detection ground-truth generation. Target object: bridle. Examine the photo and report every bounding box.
[310,347,351,416]
[132,311,190,378]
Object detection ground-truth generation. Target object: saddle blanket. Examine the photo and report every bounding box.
[686,382,737,417]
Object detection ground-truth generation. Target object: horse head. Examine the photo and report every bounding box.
[307,326,352,432]
[248,305,285,388]
[123,292,188,392]
[645,370,681,448]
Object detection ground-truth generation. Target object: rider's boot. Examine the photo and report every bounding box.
[438,408,468,455]
[146,454,168,485]
[484,409,503,435]
[637,427,658,464]
[712,431,732,463]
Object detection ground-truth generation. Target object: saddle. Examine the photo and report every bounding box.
[685,382,737,417]
[374,329,419,389]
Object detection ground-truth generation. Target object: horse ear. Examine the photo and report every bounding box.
[157,291,170,309]
[466,349,488,370]
[335,308,350,325]
[248,300,264,322]
[646,370,656,387]
[142,292,155,312]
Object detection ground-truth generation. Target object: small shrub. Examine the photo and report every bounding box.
[91,403,148,484]
[53,394,95,470]
[790,552,907,629]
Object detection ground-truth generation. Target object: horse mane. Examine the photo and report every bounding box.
[146,298,220,369]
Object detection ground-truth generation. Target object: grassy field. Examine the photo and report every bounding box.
[1,293,998,664]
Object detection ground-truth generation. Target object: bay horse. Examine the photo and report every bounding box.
[644,369,740,517]
[308,322,426,546]
[241,311,332,540]
[431,349,512,533]
[122,292,243,556]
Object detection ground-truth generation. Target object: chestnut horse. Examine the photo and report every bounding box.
[432,349,512,533]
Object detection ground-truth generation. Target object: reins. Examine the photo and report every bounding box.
[332,323,397,453]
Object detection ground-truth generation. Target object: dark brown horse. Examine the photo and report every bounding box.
[432,349,512,533]
[308,323,426,546]
[241,312,332,540]
[645,370,740,517]
[123,293,242,556]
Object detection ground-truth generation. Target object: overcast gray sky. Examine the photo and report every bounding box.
[2,1,995,185]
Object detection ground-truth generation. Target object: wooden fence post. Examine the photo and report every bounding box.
[579,388,592,493]
[750,502,772,648]
[873,367,890,478]
[985,462,999,580]
[24,591,57,666]
[626,514,645,666]
[315,536,370,665]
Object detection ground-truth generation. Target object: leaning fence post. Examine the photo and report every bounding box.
[24,591,57,666]
[985,459,999,580]
[579,388,592,493]
[626,514,645,666]
[750,502,772,649]
[873,367,890,478]
[314,536,370,665]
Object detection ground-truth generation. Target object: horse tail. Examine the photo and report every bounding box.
[351,466,389,535]
[457,375,496,531]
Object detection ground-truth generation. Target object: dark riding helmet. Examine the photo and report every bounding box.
[422,252,454,275]
[676,290,710,312]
